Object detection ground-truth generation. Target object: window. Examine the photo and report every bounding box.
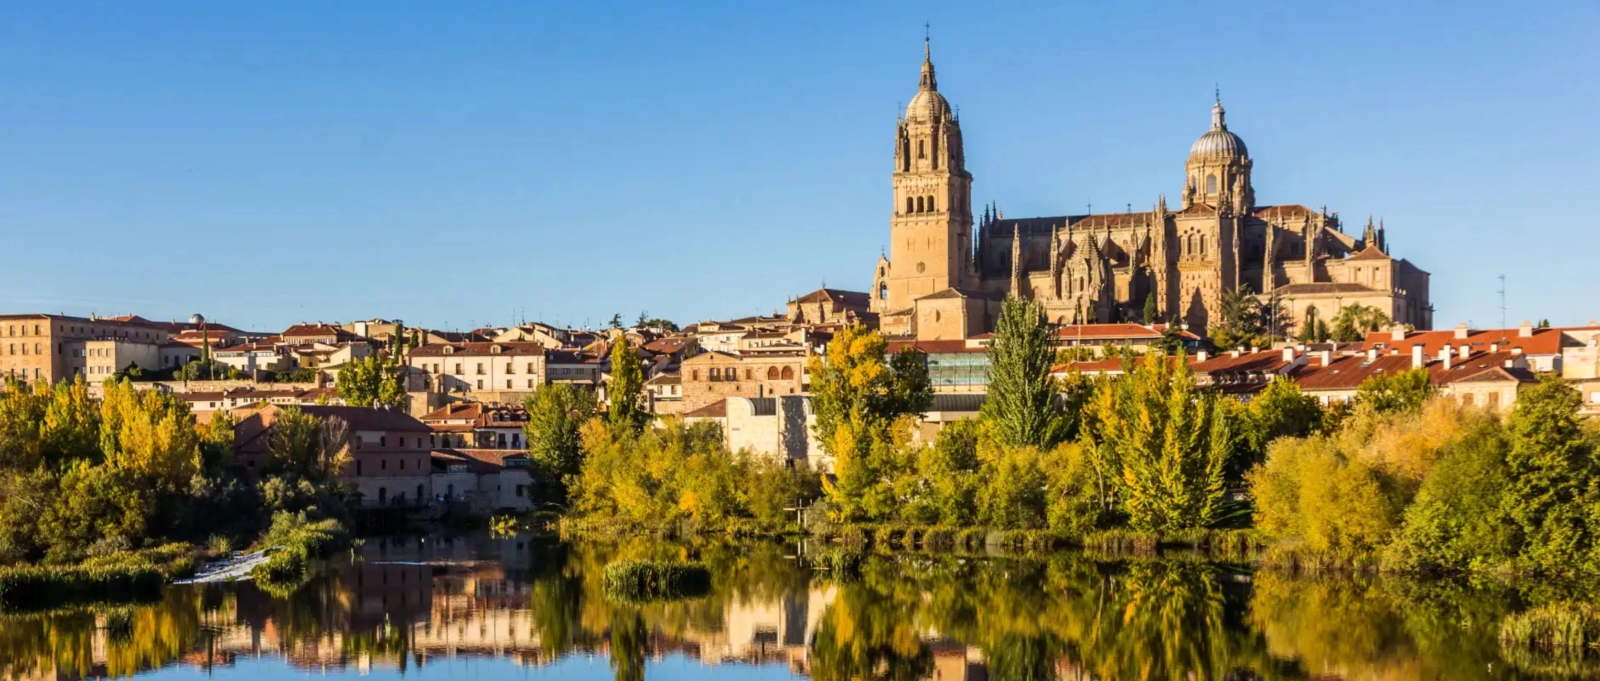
[515,485,524,498]
[527,379,535,388]
[454,363,462,374]
[905,197,913,214]
[380,436,387,448]
[926,196,935,212]
[417,485,424,500]
[400,458,405,470]
[505,362,514,374]
[767,366,779,380]
[745,368,753,380]
[780,366,795,380]
[476,363,485,375]
[692,369,699,380]
[918,140,925,158]
[916,196,924,213]
[1206,174,1217,194]
[476,379,483,389]
[381,459,387,471]
[355,436,364,449]
[878,282,888,300]
[527,362,535,373]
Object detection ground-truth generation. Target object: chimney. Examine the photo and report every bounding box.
[1366,348,1377,361]
[1504,359,1515,369]
[1282,347,1296,363]
[1490,342,1500,353]
[1319,350,1332,366]
[1439,345,1453,370]
[1197,350,1209,362]
[1411,344,1425,369]
[1453,323,1469,340]
[1390,325,1407,342]
[1519,321,1534,338]
[1459,345,1471,361]
[1230,350,1241,358]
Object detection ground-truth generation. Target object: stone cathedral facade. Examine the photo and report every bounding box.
[871,42,1433,341]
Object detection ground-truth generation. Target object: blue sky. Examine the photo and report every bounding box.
[2,1,1595,332]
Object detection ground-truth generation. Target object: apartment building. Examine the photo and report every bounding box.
[0,313,170,384]
[409,342,547,404]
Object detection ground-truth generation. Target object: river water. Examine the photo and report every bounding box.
[0,534,1594,680]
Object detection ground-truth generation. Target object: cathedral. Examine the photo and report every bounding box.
[871,40,1433,341]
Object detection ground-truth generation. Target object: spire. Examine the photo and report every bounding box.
[919,31,937,91]
[1363,214,1378,247]
[1211,87,1227,131]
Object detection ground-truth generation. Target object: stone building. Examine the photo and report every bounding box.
[679,350,806,413]
[0,313,171,384]
[871,40,1432,339]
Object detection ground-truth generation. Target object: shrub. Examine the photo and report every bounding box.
[0,564,163,611]
[1500,602,1600,651]
[602,560,711,602]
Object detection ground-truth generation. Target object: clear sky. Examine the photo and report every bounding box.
[2,1,1596,333]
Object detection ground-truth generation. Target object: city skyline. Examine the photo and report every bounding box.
[3,1,1597,330]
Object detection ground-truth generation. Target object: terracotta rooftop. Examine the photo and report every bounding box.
[683,399,727,419]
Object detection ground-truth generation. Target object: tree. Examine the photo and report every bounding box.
[882,348,933,417]
[807,325,923,521]
[524,384,597,504]
[97,380,202,491]
[1500,376,1597,571]
[608,313,623,329]
[337,354,406,410]
[1210,288,1268,351]
[264,407,351,483]
[1143,292,1159,325]
[607,337,648,433]
[1329,304,1392,343]
[982,297,1067,450]
[1080,351,1230,532]
[1297,306,1328,343]
[1354,368,1433,415]
[1243,377,1322,473]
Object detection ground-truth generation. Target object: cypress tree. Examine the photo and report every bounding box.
[982,297,1066,449]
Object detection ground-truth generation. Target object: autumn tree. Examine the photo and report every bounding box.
[97,380,202,491]
[1355,368,1433,415]
[1080,351,1230,531]
[808,324,928,521]
[264,407,351,482]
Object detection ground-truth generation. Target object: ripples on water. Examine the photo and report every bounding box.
[0,534,1596,680]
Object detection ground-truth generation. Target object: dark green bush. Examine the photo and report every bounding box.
[602,560,711,602]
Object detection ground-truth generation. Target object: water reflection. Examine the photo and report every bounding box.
[1,535,1596,680]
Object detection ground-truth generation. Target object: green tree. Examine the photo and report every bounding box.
[1242,377,1322,472]
[524,383,597,504]
[336,354,406,410]
[607,337,648,433]
[1143,291,1159,325]
[977,443,1048,529]
[1081,351,1229,532]
[1329,304,1392,343]
[1355,368,1433,415]
[982,297,1067,449]
[1384,411,1515,571]
[1500,376,1597,571]
[909,418,981,526]
[882,348,933,417]
[264,407,350,483]
[1210,287,1268,350]
[1297,305,1324,343]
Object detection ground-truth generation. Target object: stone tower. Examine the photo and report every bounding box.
[878,38,973,315]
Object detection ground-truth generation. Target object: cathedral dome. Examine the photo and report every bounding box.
[906,89,950,121]
[1189,97,1248,160]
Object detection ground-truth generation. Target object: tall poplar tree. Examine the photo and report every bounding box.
[607,337,647,433]
[982,297,1066,449]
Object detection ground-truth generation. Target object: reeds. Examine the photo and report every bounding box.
[602,560,712,602]
[0,564,163,612]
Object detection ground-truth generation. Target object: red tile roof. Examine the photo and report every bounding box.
[411,341,547,357]
[1362,327,1562,357]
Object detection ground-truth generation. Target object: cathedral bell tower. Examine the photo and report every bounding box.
[877,38,973,315]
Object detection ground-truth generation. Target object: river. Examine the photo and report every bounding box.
[0,533,1593,680]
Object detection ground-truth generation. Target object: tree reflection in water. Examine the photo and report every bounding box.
[1,536,1599,680]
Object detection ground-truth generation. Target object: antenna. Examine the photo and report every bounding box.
[1498,274,1508,335]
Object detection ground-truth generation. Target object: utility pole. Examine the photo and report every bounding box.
[1498,274,1508,336]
